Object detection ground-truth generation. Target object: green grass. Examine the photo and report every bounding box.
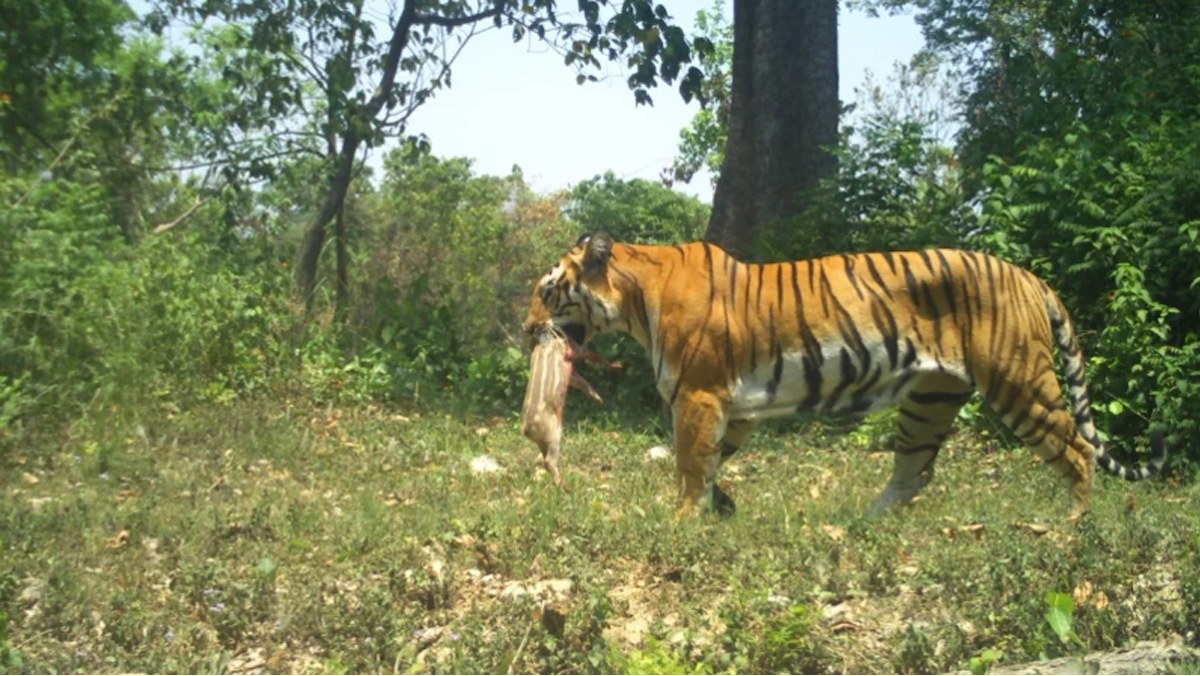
[2,399,1197,674]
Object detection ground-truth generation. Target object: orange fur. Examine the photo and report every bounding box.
[524,234,1165,518]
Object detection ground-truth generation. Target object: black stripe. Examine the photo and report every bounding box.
[824,348,858,411]
[908,390,972,406]
[743,262,753,327]
[917,249,936,274]
[902,256,922,310]
[849,364,883,402]
[864,254,894,300]
[922,279,945,353]
[897,443,941,456]
[899,407,931,424]
[767,307,782,402]
[704,242,716,304]
[730,257,739,310]
[870,301,900,369]
[882,250,897,274]
[934,250,959,317]
[775,264,784,315]
[792,259,824,410]
[823,267,872,375]
[755,263,765,313]
[843,255,866,300]
[891,369,917,398]
[817,262,831,318]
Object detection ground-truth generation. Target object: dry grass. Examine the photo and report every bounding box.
[2,399,1197,674]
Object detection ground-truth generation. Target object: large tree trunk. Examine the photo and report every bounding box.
[706,0,839,260]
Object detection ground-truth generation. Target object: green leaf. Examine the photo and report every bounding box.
[1045,592,1075,643]
[1108,400,1124,415]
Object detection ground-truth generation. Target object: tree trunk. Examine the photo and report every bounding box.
[296,135,357,306]
[706,0,839,260]
[334,196,350,321]
[296,0,417,306]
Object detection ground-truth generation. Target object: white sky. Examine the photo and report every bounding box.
[402,2,925,203]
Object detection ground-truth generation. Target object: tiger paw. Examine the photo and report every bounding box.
[710,484,737,517]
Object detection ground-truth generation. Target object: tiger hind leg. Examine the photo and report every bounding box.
[996,392,1094,519]
[977,343,1096,519]
[869,377,972,516]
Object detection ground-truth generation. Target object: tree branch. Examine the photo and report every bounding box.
[413,6,501,29]
[153,197,210,233]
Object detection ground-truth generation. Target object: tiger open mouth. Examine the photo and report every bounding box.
[558,323,587,347]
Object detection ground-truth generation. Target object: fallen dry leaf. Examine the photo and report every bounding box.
[106,530,130,550]
[830,619,862,634]
[963,523,985,541]
[822,524,845,542]
[1073,580,1094,605]
[1012,521,1050,536]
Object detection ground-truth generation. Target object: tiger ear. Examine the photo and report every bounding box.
[582,231,613,277]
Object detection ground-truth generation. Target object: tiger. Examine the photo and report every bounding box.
[522,232,1167,519]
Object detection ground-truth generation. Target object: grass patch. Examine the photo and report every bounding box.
[2,399,1197,673]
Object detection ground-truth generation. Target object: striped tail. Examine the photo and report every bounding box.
[1046,292,1167,480]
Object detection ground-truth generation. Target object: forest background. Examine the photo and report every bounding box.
[2,0,1199,672]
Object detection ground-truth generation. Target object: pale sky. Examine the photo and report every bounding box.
[403,2,925,203]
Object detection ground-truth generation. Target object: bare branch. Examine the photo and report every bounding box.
[153,197,211,234]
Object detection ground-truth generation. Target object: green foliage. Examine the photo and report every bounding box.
[568,170,709,244]
[623,637,713,675]
[1044,592,1084,649]
[765,54,973,262]
[969,648,1004,675]
[665,0,732,189]
[0,0,135,170]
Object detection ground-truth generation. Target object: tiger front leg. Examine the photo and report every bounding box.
[708,419,760,516]
[672,392,728,520]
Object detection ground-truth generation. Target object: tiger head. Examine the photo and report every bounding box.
[523,232,619,348]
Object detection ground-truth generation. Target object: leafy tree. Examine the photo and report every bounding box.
[0,0,133,172]
[149,0,714,308]
[569,170,709,243]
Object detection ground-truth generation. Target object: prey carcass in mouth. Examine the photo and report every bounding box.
[520,331,620,488]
